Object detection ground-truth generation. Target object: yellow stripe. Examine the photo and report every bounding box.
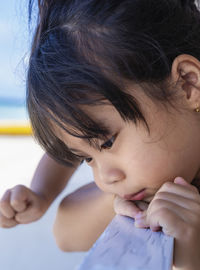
[0,125,32,135]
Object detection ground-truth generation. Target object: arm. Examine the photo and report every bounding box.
[0,153,79,228]
[30,153,79,206]
[53,182,115,252]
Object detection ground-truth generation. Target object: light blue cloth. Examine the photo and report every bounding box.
[78,215,174,270]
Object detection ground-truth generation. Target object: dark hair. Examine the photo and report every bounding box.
[27,0,200,166]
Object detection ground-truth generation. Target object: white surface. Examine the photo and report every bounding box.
[0,136,94,270]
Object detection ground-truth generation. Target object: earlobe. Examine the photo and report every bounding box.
[171,54,200,110]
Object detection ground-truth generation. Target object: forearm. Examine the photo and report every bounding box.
[53,182,115,252]
[30,153,79,205]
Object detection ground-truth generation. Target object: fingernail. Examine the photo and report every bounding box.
[134,218,145,228]
[135,211,144,219]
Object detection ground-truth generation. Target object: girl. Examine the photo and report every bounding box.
[1,0,200,269]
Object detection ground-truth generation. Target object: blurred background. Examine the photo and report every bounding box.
[0,1,93,269]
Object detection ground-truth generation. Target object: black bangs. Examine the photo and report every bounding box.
[27,47,147,166]
[27,0,200,166]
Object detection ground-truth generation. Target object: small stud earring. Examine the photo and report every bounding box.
[194,107,200,112]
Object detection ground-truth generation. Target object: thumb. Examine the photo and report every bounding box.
[10,186,31,212]
[15,203,43,224]
[114,196,142,218]
[15,193,47,223]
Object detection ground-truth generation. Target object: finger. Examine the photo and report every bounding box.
[141,199,195,231]
[154,191,200,214]
[10,185,30,212]
[174,177,199,194]
[15,204,42,224]
[148,197,189,219]
[0,213,18,228]
[135,201,149,211]
[177,177,199,194]
[146,208,186,238]
[174,177,191,186]
[114,197,141,218]
[159,181,200,201]
[0,190,16,218]
[134,205,185,237]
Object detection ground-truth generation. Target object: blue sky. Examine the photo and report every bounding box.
[0,0,30,102]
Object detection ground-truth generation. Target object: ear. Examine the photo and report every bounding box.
[171,54,200,111]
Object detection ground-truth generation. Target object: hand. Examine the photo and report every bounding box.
[0,185,49,228]
[134,177,200,270]
[113,195,149,218]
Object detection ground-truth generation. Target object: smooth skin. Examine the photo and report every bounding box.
[1,54,200,270]
[53,182,115,251]
[54,54,200,270]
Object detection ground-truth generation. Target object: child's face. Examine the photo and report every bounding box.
[58,90,200,202]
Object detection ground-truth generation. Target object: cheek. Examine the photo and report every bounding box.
[126,145,188,188]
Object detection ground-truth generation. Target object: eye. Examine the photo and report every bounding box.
[85,157,93,163]
[101,135,116,150]
[77,156,93,164]
[76,154,93,164]
[76,135,117,164]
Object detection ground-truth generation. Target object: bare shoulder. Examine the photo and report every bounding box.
[62,182,114,205]
[54,182,115,252]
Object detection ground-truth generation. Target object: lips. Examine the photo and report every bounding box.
[124,189,146,201]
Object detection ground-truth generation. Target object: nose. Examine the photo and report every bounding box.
[98,167,126,185]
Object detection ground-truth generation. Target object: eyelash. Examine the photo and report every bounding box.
[78,135,116,164]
